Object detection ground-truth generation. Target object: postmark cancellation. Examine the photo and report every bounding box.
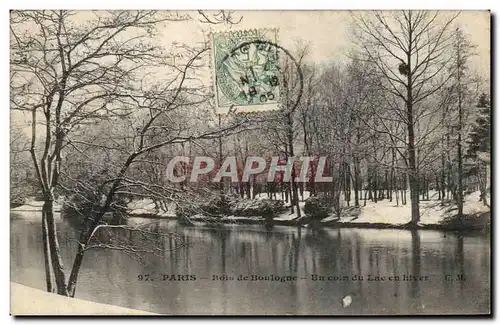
[211,28,280,114]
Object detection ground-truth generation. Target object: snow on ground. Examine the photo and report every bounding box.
[253,190,309,221]
[127,198,157,215]
[18,189,484,228]
[116,189,490,227]
[11,282,156,315]
[11,198,62,212]
[337,191,489,226]
[274,200,306,221]
[254,190,311,201]
[126,198,176,217]
[339,201,411,225]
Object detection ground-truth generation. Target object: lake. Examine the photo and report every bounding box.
[10,212,490,315]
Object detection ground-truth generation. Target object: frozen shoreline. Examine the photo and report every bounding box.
[10,282,156,315]
[11,191,490,231]
[121,190,490,231]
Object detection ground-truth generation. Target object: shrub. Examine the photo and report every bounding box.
[10,196,26,208]
[441,211,490,231]
[303,196,333,220]
[62,194,99,216]
[176,196,285,219]
[62,192,128,218]
[230,199,285,218]
[177,194,239,218]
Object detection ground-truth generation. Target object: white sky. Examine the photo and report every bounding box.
[10,10,491,129]
[164,10,490,76]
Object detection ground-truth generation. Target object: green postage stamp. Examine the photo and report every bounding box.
[211,28,280,114]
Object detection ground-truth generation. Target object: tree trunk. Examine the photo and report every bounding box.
[456,57,464,220]
[287,113,301,218]
[246,182,251,199]
[385,170,389,200]
[353,158,360,207]
[395,179,400,206]
[401,174,407,205]
[41,212,53,293]
[482,162,490,207]
[218,114,225,200]
[43,200,69,296]
[344,162,351,206]
[441,153,446,201]
[436,174,441,200]
[406,49,420,225]
[67,245,85,297]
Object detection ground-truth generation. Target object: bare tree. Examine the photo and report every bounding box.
[10,9,191,296]
[10,125,36,206]
[449,28,477,219]
[10,9,245,297]
[278,44,307,217]
[352,10,459,225]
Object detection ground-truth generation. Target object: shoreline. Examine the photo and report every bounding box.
[124,211,490,232]
[10,282,157,315]
[10,205,490,233]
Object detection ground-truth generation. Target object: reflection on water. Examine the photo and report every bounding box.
[10,212,490,315]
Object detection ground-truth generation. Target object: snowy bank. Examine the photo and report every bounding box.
[334,192,489,227]
[14,191,489,231]
[123,190,489,231]
[126,198,176,217]
[10,282,156,315]
[10,198,62,212]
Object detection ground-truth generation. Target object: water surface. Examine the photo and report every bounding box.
[10,212,490,315]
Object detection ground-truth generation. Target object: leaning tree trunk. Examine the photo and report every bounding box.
[42,200,69,296]
[67,245,85,297]
[67,154,137,297]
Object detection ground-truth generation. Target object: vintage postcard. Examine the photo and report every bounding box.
[9,10,491,316]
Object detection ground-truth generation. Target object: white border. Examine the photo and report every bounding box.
[5,1,498,10]
[1,2,497,324]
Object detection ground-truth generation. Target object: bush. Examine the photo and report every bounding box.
[176,196,285,219]
[177,194,238,218]
[303,196,333,220]
[62,193,101,216]
[441,211,490,231]
[230,199,285,217]
[62,192,128,217]
[10,195,26,208]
